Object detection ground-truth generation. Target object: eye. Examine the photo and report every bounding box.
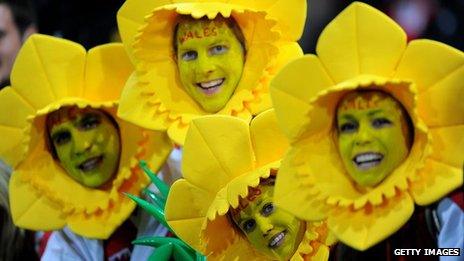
[372,118,392,129]
[181,51,198,61]
[339,122,358,134]
[242,219,256,233]
[209,45,228,55]
[52,131,71,146]
[261,203,274,216]
[79,114,101,130]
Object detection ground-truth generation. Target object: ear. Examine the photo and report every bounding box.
[21,25,37,42]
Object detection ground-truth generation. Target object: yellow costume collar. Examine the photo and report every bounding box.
[165,110,332,259]
[271,2,463,250]
[0,34,172,239]
[116,0,306,145]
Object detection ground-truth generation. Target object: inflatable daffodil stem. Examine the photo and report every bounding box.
[134,236,198,260]
[148,244,173,261]
[126,162,206,261]
[143,188,165,209]
[124,193,169,229]
[140,160,169,199]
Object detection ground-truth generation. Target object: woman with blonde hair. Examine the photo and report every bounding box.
[0,169,38,260]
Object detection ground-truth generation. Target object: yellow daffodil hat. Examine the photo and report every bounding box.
[270,2,463,251]
[164,109,332,260]
[116,0,307,145]
[0,34,172,239]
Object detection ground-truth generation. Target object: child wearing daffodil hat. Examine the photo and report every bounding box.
[0,34,172,260]
[116,0,307,145]
[164,110,335,260]
[270,1,463,257]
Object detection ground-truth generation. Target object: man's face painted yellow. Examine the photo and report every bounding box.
[47,107,121,188]
[231,183,304,260]
[175,17,245,113]
[336,91,411,187]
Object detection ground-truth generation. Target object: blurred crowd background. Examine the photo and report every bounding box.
[31,0,464,52]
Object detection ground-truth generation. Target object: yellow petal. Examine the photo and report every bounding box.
[182,116,254,192]
[328,192,414,250]
[395,40,464,127]
[10,34,85,109]
[249,109,288,167]
[411,158,463,205]
[117,73,169,131]
[428,125,464,169]
[270,55,333,141]
[316,2,406,83]
[166,179,212,250]
[248,41,303,115]
[9,172,66,230]
[256,0,307,41]
[117,0,167,63]
[83,44,133,102]
[275,146,329,221]
[0,87,35,166]
[67,197,135,239]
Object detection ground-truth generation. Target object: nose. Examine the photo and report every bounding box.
[256,216,273,237]
[354,124,372,146]
[72,132,92,156]
[196,55,215,76]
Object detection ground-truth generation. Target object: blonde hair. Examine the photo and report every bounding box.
[0,169,28,260]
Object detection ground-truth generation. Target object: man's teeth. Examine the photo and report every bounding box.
[198,78,224,89]
[78,156,103,172]
[268,231,285,249]
[353,153,383,170]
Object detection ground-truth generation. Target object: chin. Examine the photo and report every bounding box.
[200,100,227,113]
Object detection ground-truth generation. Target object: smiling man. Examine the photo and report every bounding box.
[175,16,245,113]
[230,176,305,260]
[46,106,121,188]
[336,90,412,188]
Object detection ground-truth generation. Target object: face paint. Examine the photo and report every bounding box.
[336,91,411,187]
[47,107,121,188]
[231,184,304,260]
[176,18,245,113]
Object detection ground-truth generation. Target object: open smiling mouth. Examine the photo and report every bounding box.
[352,152,384,171]
[78,155,103,172]
[196,78,225,95]
[268,230,287,249]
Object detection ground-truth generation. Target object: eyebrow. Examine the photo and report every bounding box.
[339,114,356,121]
[367,109,383,117]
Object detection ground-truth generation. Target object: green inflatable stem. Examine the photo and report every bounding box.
[148,244,173,261]
[139,160,169,198]
[143,188,165,209]
[124,193,170,228]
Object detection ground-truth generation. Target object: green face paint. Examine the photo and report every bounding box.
[336,91,411,187]
[231,184,304,260]
[47,107,121,188]
[176,17,245,113]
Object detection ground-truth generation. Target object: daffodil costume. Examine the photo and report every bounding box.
[270,2,463,251]
[117,0,307,145]
[0,34,172,239]
[165,110,333,260]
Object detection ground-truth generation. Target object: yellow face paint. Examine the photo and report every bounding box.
[336,91,411,187]
[47,107,121,188]
[231,184,304,260]
[176,17,245,113]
